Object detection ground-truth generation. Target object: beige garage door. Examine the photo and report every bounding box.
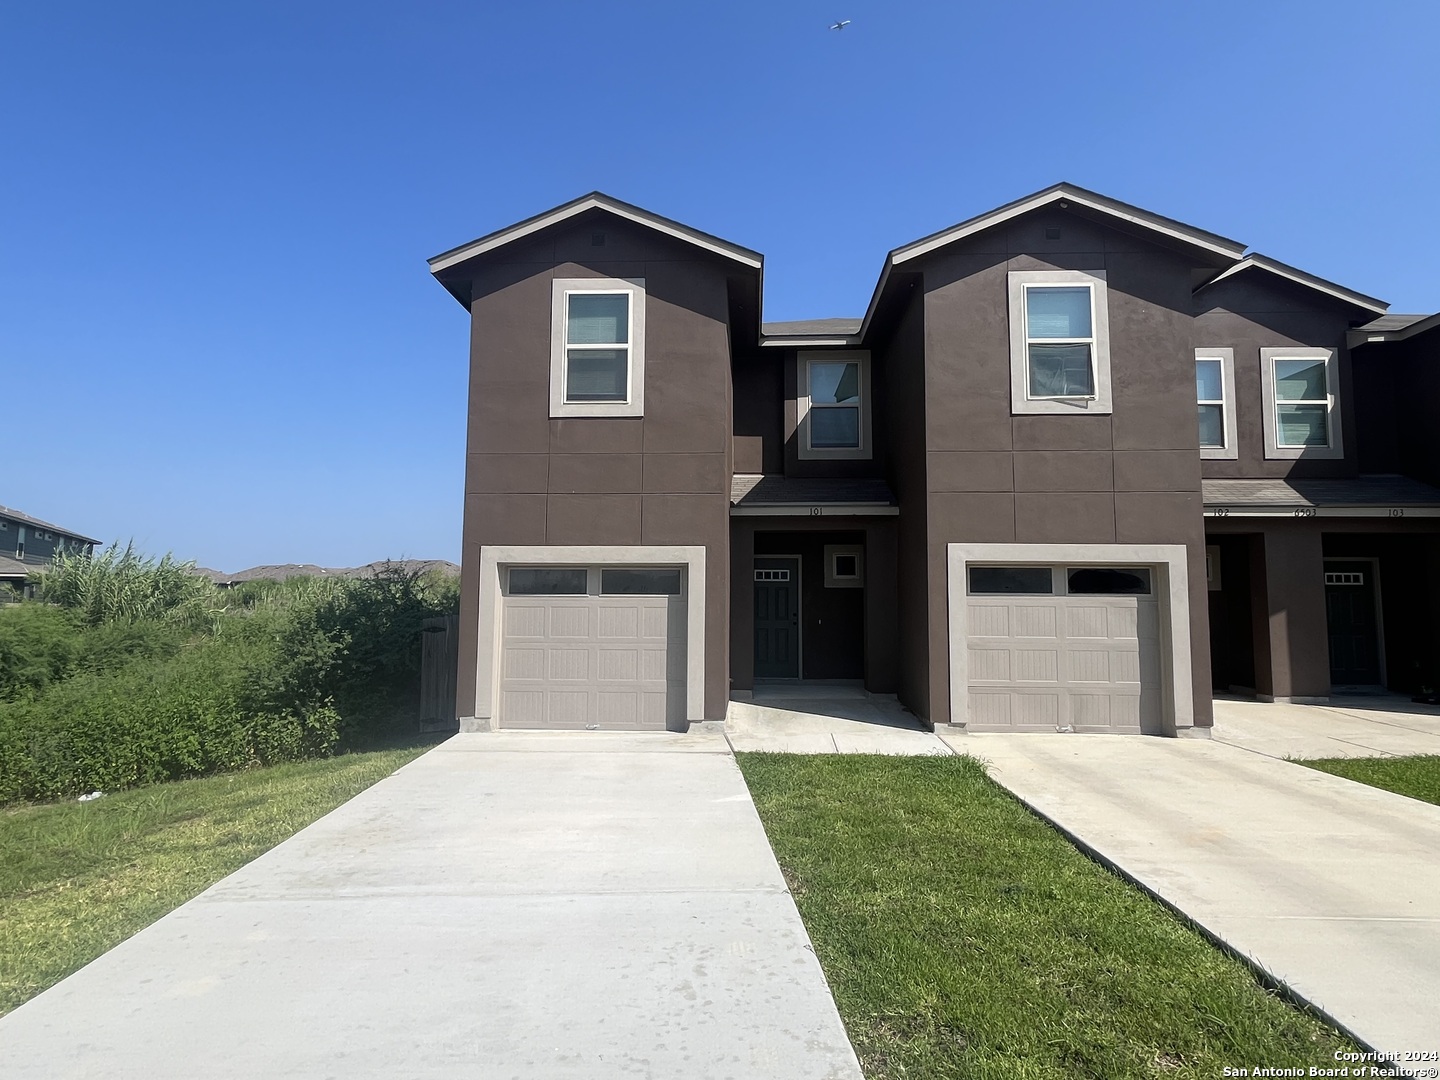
[963,565,1164,734]
[498,567,686,730]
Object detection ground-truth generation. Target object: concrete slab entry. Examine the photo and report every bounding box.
[950,731,1440,1055]
[725,695,949,756]
[1213,696,1440,760]
[0,735,863,1080]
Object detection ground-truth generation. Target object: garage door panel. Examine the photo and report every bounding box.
[968,604,1011,637]
[962,572,1164,734]
[502,647,546,681]
[546,648,590,681]
[968,647,1013,682]
[597,648,638,682]
[499,577,685,731]
[504,604,547,638]
[547,605,592,639]
[1012,649,1059,682]
[1011,605,1056,638]
[1064,604,1111,639]
[499,690,546,727]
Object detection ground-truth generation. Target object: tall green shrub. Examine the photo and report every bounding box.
[33,543,221,629]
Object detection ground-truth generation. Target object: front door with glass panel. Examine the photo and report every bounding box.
[754,557,800,678]
[1325,560,1381,685]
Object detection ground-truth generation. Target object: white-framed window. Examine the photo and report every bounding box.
[1007,270,1112,415]
[1195,348,1237,459]
[798,350,871,459]
[823,544,864,588]
[549,277,646,418]
[1259,347,1342,460]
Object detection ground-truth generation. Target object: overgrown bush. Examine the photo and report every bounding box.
[0,635,339,802]
[1,553,458,802]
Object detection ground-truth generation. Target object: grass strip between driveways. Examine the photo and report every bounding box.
[736,752,1356,1080]
[0,746,426,1017]
[1296,753,1440,806]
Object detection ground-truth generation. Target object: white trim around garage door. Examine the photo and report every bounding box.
[473,545,707,732]
[945,543,1195,736]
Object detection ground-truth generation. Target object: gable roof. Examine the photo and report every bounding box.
[764,182,1253,348]
[1196,253,1388,315]
[427,192,764,275]
[889,182,1249,267]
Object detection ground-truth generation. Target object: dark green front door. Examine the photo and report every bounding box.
[1325,560,1382,685]
[755,557,800,678]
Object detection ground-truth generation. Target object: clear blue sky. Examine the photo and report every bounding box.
[4,1,1437,571]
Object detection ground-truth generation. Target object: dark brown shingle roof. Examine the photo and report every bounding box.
[1202,476,1440,507]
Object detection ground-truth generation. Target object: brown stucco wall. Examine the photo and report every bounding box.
[1194,274,1360,480]
[914,209,1213,729]
[449,215,739,722]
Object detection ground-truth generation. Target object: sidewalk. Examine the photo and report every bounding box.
[0,731,863,1080]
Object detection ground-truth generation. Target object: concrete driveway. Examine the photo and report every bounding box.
[0,729,862,1080]
[946,709,1440,1055]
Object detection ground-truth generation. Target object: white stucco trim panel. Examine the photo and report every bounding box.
[475,545,706,731]
[946,543,1195,736]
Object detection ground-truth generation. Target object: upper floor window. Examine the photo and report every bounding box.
[1196,348,1237,460]
[798,351,871,459]
[1007,270,1113,415]
[1259,347,1343,460]
[550,277,646,418]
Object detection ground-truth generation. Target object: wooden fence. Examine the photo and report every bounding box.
[418,615,459,732]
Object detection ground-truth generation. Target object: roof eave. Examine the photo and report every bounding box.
[1199,255,1389,317]
[889,183,1248,268]
[1348,310,1440,348]
[427,192,764,275]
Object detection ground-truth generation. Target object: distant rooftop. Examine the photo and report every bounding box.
[760,318,862,338]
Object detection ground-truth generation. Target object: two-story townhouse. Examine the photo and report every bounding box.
[0,504,100,594]
[430,184,1440,735]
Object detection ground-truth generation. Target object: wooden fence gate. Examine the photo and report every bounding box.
[419,614,459,732]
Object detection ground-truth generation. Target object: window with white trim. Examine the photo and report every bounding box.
[1260,347,1342,460]
[1195,348,1237,459]
[1007,270,1112,415]
[798,351,871,459]
[550,277,646,418]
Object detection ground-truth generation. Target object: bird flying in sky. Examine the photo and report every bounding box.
[829,19,851,30]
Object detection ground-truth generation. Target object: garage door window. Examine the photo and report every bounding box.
[1066,567,1152,595]
[508,568,587,595]
[969,566,1054,594]
[601,568,683,595]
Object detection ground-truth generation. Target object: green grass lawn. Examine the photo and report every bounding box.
[1296,754,1440,806]
[737,753,1355,1080]
[0,746,426,1017]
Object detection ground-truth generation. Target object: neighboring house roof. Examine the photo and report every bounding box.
[428,191,764,276]
[0,552,49,581]
[1196,254,1388,315]
[0,504,100,545]
[731,474,897,508]
[197,560,462,584]
[1202,476,1440,508]
[1349,311,1440,347]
